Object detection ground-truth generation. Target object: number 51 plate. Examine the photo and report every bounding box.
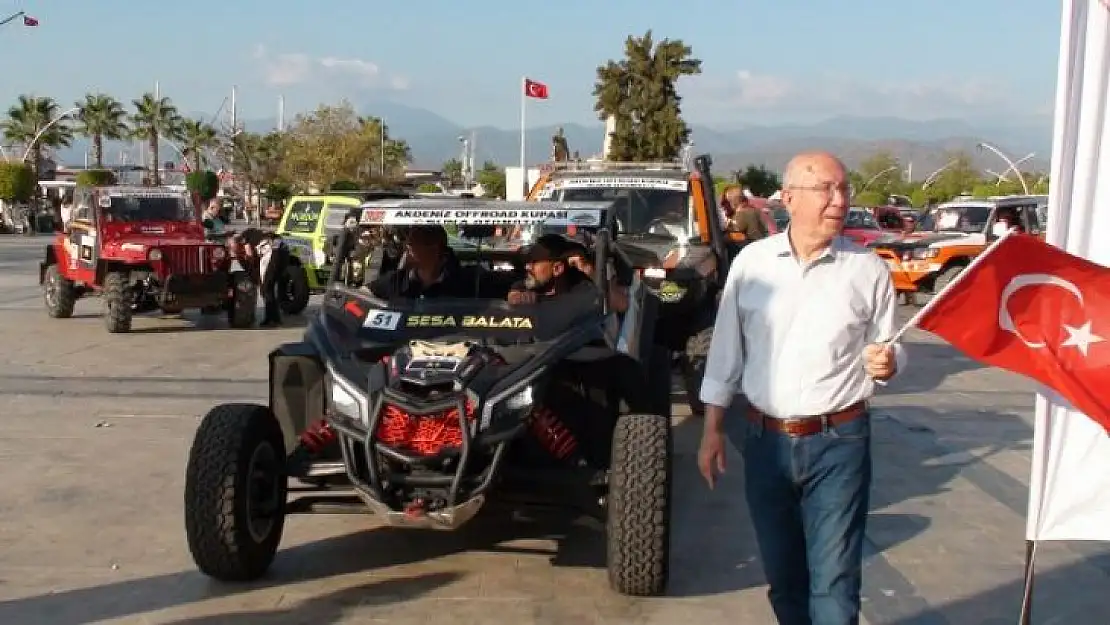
[362,309,403,331]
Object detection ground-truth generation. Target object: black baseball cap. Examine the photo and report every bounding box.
[522,233,579,262]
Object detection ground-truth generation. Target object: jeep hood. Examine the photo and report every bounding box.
[869,232,966,251]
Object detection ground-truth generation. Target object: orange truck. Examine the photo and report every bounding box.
[868,195,1046,305]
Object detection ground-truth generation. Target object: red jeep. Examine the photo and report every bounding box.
[39,185,257,333]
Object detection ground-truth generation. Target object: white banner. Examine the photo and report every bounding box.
[1026,0,1110,541]
[553,177,688,190]
[359,206,602,227]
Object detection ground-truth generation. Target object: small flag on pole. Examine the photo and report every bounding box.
[524,78,549,99]
[23,15,39,27]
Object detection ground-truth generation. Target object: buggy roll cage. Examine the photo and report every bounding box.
[325,198,628,310]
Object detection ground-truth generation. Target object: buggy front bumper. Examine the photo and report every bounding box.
[325,381,512,530]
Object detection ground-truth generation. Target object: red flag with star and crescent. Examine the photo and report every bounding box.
[524,78,549,99]
[913,233,1110,432]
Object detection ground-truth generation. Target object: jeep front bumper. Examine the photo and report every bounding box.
[161,273,229,308]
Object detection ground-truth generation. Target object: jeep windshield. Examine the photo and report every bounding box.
[556,187,692,240]
[104,195,192,222]
[933,205,991,233]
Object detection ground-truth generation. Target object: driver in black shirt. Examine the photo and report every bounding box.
[368,225,481,299]
[507,234,597,305]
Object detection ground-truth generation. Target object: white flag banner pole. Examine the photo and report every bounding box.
[1026,0,1110,546]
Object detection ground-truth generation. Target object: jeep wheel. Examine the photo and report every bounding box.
[228,272,257,329]
[184,403,287,581]
[281,265,310,315]
[680,327,712,417]
[43,264,76,319]
[606,413,672,596]
[917,265,964,307]
[102,271,133,333]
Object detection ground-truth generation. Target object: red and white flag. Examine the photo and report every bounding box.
[524,78,549,99]
[23,15,38,27]
[1026,0,1110,542]
[912,233,1110,432]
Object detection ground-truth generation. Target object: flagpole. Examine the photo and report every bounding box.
[888,227,1020,344]
[519,76,528,197]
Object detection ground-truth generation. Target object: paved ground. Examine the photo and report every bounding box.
[0,234,1108,625]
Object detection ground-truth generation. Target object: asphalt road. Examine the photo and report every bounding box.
[0,234,1107,625]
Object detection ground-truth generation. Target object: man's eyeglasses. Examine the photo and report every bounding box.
[787,182,854,199]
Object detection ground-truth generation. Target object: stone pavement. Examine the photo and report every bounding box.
[0,234,1107,624]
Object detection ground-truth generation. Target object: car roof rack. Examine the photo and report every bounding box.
[542,160,687,173]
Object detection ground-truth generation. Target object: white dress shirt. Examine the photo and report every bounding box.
[699,231,907,418]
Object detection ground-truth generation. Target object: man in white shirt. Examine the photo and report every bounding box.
[698,151,905,625]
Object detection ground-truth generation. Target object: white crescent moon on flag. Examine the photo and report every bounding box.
[997,273,1085,348]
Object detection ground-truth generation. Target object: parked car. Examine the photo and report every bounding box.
[842,207,887,246]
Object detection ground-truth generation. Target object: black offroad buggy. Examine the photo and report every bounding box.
[529,155,742,415]
[183,200,676,596]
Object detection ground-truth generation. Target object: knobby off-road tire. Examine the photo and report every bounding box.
[281,265,310,315]
[184,403,288,581]
[606,413,672,596]
[102,271,133,333]
[681,327,712,416]
[43,264,76,318]
[228,273,257,329]
[913,264,964,307]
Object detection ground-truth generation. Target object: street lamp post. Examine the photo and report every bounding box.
[860,166,899,193]
[976,142,1032,195]
[922,159,959,189]
[21,107,80,163]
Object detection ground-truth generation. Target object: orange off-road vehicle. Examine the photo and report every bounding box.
[868,195,1045,305]
[40,185,257,333]
[525,156,741,415]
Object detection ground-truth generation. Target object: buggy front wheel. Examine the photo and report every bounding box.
[606,413,672,596]
[184,403,287,581]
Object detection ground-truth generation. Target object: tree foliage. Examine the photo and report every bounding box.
[593,30,701,161]
[476,161,506,199]
[0,162,35,202]
[74,169,117,187]
[186,170,220,202]
[735,164,781,197]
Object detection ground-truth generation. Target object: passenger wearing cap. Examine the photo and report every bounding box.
[368,226,481,299]
[507,234,596,306]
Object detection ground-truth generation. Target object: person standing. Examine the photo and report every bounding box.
[722,185,768,241]
[697,151,906,625]
[257,232,289,327]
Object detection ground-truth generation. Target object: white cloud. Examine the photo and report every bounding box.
[685,69,1022,121]
[253,45,406,91]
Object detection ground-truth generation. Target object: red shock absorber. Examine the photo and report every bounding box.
[529,407,578,460]
[299,419,336,454]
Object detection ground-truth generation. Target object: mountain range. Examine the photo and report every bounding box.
[53,99,1054,178]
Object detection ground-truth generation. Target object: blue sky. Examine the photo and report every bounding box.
[1,0,1061,130]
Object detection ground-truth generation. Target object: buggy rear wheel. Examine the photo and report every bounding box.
[606,413,672,596]
[184,403,287,581]
[43,264,76,319]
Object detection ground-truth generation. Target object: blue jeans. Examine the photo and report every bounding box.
[740,412,872,625]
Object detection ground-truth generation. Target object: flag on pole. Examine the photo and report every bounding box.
[911,233,1110,432]
[1023,0,1110,543]
[23,15,38,27]
[524,78,549,99]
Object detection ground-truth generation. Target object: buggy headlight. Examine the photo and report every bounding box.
[211,246,226,260]
[147,248,163,261]
[911,247,938,260]
[643,267,666,279]
[329,373,368,425]
[504,385,534,412]
[314,249,327,266]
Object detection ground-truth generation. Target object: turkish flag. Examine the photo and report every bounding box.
[23,15,38,27]
[915,233,1110,431]
[524,78,549,99]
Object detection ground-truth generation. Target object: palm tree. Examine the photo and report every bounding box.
[129,92,183,185]
[74,93,129,169]
[0,95,74,177]
[179,118,218,172]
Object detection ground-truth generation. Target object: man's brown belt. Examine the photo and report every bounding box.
[746,401,866,437]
